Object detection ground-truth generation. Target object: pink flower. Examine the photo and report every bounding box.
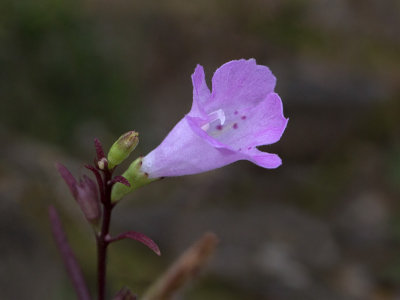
[142,59,288,178]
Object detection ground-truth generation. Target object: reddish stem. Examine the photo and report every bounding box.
[97,168,113,300]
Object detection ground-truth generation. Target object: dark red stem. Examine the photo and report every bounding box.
[97,169,114,300]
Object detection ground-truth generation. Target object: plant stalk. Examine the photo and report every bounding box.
[97,170,113,300]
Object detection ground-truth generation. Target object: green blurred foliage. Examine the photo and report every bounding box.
[0,0,134,148]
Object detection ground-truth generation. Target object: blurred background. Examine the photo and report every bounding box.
[1,0,400,299]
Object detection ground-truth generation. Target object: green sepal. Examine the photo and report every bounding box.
[111,157,157,202]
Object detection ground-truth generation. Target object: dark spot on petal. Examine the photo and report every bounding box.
[234,110,238,115]
[241,116,247,120]
[238,148,242,151]
[248,147,252,150]
[216,125,223,130]
[233,123,238,129]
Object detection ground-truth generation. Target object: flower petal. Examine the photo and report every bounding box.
[142,117,240,178]
[187,115,283,169]
[245,148,282,169]
[189,64,210,119]
[186,115,233,150]
[210,93,288,150]
[207,59,276,114]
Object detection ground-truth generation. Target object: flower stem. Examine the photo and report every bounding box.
[97,169,113,300]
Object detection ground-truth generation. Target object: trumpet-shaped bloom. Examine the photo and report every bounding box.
[141,59,288,178]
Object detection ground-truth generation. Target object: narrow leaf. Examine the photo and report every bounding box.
[94,138,105,160]
[56,163,77,198]
[48,206,92,300]
[108,231,161,256]
[113,287,136,300]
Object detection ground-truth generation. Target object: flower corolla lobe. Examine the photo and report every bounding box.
[142,59,288,178]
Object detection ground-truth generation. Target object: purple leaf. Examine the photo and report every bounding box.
[84,164,103,187]
[113,287,136,300]
[109,176,131,187]
[82,175,98,196]
[48,206,92,300]
[108,231,161,256]
[56,163,78,198]
[85,164,104,203]
[94,138,105,160]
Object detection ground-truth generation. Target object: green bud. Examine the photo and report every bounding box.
[107,131,139,169]
[111,157,157,202]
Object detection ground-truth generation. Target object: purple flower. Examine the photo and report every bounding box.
[141,59,288,178]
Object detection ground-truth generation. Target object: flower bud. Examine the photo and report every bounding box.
[76,175,101,224]
[56,163,100,224]
[111,157,157,202]
[107,131,139,169]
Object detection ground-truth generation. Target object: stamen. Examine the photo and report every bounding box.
[210,109,226,125]
[201,109,226,131]
[201,123,210,131]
